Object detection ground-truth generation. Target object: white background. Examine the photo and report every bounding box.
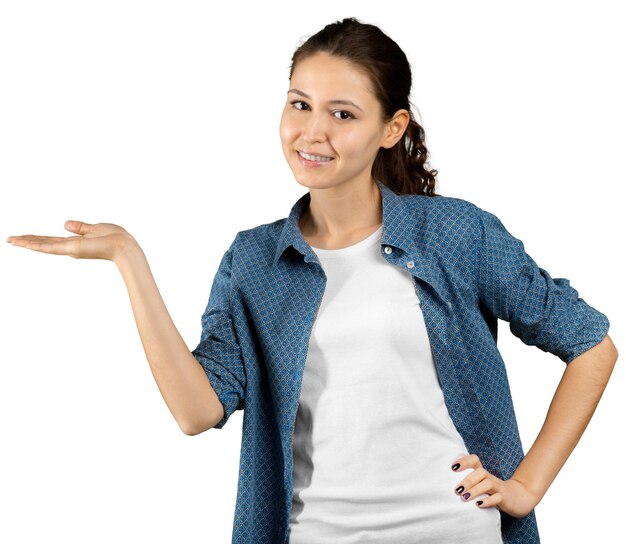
[1,1,623,542]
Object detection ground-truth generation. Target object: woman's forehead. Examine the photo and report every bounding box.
[289,53,377,102]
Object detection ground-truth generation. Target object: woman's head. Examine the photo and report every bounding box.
[280,18,438,196]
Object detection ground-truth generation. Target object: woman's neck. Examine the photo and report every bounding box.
[299,178,383,248]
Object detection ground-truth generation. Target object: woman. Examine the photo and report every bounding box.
[6,18,617,544]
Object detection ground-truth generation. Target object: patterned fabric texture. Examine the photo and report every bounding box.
[191,178,610,543]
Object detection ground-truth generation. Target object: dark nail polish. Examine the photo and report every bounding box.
[462,492,470,500]
[451,463,460,471]
[455,486,464,494]
[476,500,483,506]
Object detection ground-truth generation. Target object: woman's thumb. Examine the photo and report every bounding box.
[64,220,90,234]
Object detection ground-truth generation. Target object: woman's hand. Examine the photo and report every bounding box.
[6,220,136,263]
[451,453,539,518]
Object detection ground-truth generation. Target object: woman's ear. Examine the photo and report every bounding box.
[381,109,410,149]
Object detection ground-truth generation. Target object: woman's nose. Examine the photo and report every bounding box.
[302,111,328,143]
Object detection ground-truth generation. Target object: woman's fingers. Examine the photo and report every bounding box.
[7,235,80,256]
[8,222,135,261]
[450,453,538,518]
[8,235,77,243]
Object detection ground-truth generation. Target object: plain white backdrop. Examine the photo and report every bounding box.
[1,1,623,542]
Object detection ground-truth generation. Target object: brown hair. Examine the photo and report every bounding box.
[289,17,438,196]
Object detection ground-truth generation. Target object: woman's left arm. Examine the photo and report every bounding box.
[453,207,617,518]
[511,333,618,504]
[454,334,618,518]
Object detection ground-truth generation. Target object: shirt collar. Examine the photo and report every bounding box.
[273,178,419,267]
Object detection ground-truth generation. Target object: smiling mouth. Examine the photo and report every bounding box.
[297,151,334,162]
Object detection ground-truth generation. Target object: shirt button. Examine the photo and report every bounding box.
[384,246,393,254]
[406,261,414,269]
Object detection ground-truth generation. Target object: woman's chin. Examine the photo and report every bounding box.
[292,175,332,190]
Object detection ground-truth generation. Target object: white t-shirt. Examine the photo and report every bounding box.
[288,225,503,544]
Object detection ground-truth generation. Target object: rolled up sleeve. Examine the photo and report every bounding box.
[477,209,610,364]
[191,235,246,428]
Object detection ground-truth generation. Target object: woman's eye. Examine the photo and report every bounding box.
[333,110,354,120]
[292,101,310,111]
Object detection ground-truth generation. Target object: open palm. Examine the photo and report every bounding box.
[6,221,134,262]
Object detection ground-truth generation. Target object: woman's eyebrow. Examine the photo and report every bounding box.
[287,88,363,112]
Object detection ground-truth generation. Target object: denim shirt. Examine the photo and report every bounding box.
[191,179,609,544]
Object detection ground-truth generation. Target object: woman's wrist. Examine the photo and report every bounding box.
[114,234,145,273]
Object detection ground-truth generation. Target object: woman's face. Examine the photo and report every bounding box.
[279,52,391,192]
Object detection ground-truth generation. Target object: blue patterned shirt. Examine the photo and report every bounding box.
[191,178,609,543]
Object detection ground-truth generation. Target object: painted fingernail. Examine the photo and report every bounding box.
[476,500,483,506]
[451,463,461,471]
[462,492,471,500]
[455,486,464,494]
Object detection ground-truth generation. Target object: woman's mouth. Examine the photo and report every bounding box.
[297,150,334,167]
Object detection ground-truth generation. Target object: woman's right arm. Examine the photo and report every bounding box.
[115,238,224,435]
[7,220,224,435]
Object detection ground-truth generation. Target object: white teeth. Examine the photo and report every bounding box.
[299,151,332,162]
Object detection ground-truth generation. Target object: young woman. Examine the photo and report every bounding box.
[7,18,617,544]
